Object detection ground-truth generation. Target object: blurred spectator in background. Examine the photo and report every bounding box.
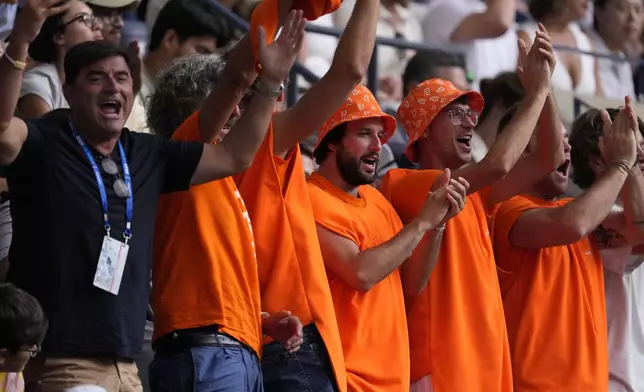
[386,49,468,168]
[17,0,102,118]
[0,1,18,43]
[300,135,318,177]
[130,0,232,132]
[145,0,258,35]
[334,0,423,101]
[86,0,140,46]
[0,283,48,392]
[520,0,600,96]
[589,0,641,100]
[421,0,517,89]
[0,176,10,284]
[473,71,525,161]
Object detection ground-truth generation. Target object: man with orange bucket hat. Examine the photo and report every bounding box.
[307,85,469,391]
[380,24,558,392]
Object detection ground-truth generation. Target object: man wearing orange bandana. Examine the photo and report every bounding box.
[379,24,559,392]
[169,0,385,390]
[308,85,469,392]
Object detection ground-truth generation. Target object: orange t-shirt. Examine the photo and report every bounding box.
[152,111,262,355]
[493,195,608,391]
[380,168,512,392]
[234,126,347,391]
[307,172,409,392]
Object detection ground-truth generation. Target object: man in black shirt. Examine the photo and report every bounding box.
[0,0,296,390]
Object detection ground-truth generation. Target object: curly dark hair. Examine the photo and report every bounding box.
[528,0,570,21]
[570,108,644,189]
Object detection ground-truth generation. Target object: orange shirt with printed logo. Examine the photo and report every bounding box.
[307,172,409,392]
[152,111,262,355]
[493,195,608,391]
[380,168,512,392]
[234,127,347,391]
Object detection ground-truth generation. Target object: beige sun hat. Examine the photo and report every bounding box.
[84,0,141,9]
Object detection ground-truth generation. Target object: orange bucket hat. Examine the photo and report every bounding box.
[398,78,484,162]
[315,85,397,150]
[250,0,342,69]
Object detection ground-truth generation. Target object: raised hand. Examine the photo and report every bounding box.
[257,9,306,88]
[517,23,556,94]
[440,176,469,225]
[599,96,638,169]
[11,0,69,44]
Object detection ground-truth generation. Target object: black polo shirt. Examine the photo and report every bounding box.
[6,109,204,360]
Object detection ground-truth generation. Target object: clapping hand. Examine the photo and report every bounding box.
[419,169,469,231]
[517,23,556,94]
[256,9,306,89]
[262,311,304,353]
[11,0,69,44]
[599,96,639,169]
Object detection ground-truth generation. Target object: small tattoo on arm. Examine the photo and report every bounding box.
[591,225,628,249]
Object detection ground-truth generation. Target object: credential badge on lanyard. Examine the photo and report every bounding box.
[70,118,133,295]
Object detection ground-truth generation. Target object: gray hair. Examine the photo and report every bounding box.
[146,53,227,138]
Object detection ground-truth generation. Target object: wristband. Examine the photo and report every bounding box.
[252,79,284,98]
[2,51,26,71]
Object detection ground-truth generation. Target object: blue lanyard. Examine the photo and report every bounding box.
[70,120,133,243]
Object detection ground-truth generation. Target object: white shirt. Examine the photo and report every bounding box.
[421,0,517,88]
[589,31,635,101]
[20,63,69,110]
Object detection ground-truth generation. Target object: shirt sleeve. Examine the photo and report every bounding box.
[421,0,479,44]
[19,70,55,108]
[493,196,539,249]
[8,118,46,177]
[159,139,204,194]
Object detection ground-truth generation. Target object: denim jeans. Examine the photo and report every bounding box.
[149,345,263,392]
[261,324,338,392]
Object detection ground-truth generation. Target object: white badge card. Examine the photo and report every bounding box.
[93,236,129,295]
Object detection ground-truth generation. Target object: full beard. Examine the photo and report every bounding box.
[336,151,376,187]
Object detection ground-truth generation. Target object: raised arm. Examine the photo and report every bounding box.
[317,173,466,292]
[487,94,566,206]
[450,24,554,198]
[0,0,67,165]
[509,105,638,249]
[190,11,305,185]
[271,0,379,157]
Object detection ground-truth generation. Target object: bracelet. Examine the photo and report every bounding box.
[2,50,27,71]
[610,159,631,175]
[434,223,446,233]
[252,79,284,98]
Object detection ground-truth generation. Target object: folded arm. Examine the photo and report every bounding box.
[508,166,628,249]
[271,0,380,157]
[316,219,432,292]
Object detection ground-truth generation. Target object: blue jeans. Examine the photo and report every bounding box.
[149,345,263,392]
[261,324,338,392]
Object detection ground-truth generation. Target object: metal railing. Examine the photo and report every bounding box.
[206,0,632,115]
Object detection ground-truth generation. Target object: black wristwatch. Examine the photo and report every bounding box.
[253,79,284,98]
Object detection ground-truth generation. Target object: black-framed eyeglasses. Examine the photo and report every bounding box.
[448,108,480,127]
[99,156,131,198]
[16,345,40,358]
[59,13,102,30]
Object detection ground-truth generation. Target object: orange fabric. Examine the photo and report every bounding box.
[398,79,484,162]
[250,0,342,68]
[380,168,512,392]
[234,124,347,392]
[307,172,409,392]
[315,85,397,150]
[152,111,262,355]
[493,195,608,391]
